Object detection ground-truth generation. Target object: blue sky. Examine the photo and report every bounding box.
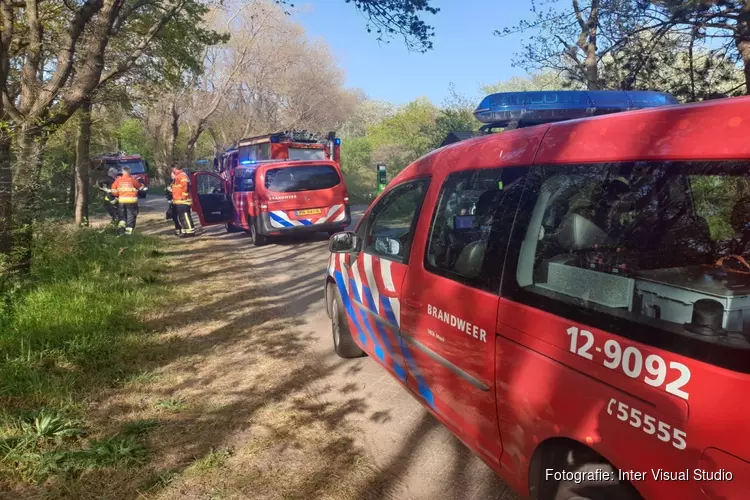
[293,1,531,105]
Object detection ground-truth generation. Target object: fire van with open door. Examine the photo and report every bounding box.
[190,159,351,246]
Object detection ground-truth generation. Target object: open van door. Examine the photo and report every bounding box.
[190,171,235,226]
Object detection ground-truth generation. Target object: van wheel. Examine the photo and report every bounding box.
[250,219,267,247]
[226,222,242,233]
[535,443,641,500]
[330,285,365,358]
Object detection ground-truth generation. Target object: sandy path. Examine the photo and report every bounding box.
[78,196,518,500]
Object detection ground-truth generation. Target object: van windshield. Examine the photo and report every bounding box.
[264,165,340,192]
[106,159,146,174]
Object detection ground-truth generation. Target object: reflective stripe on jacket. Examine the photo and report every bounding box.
[171,171,192,205]
[111,173,142,204]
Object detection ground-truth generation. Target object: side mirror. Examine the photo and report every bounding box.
[329,231,359,253]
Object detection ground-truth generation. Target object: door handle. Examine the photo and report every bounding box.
[404,298,422,310]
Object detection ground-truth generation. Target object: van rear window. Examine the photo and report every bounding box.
[264,165,340,192]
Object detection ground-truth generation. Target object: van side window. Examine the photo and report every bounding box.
[426,168,526,292]
[234,168,256,192]
[363,180,429,264]
[197,174,225,195]
[504,161,750,371]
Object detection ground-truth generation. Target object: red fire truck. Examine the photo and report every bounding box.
[91,152,150,198]
[215,130,341,182]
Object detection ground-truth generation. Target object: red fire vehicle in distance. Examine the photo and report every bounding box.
[324,90,750,500]
[215,130,341,180]
[238,129,341,164]
[191,158,350,246]
[91,152,150,198]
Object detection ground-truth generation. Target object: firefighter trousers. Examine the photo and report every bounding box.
[174,204,195,234]
[104,196,118,223]
[118,203,139,234]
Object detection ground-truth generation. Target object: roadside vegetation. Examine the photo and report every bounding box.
[0,223,169,491]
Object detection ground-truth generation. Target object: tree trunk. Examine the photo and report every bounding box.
[0,134,12,259]
[184,123,204,168]
[68,156,76,210]
[161,100,179,180]
[736,18,750,95]
[585,4,600,90]
[12,127,46,274]
[75,99,91,226]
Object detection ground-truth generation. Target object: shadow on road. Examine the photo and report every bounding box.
[48,199,515,500]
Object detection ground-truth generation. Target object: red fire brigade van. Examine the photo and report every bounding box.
[190,159,351,245]
[91,152,150,197]
[324,91,750,500]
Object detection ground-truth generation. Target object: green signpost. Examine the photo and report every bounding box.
[377,164,387,194]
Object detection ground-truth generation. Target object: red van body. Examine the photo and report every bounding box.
[324,96,750,500]
[191,159,351,244]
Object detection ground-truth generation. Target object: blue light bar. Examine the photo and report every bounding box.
[240,160,256,165]
[474,90,678,129]
[334,138,341,145]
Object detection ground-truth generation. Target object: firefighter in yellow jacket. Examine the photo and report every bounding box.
[168,164,196,238]
[110,166,144,235]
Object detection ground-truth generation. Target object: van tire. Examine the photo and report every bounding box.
[533,441,641,500]
[250,219,267,247]
[330,285,365,358]
[226,222,242,233]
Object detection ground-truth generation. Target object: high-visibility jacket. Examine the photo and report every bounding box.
[111,173,142,204]
[171,170,192,206]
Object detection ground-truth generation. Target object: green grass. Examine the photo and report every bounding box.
[186,448,232,475]
[0,221,169,485]
[0,411,149,483]
[121,419,159,437]
[154,398,186,412]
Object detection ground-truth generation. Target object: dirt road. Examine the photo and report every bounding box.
[97,196,518,500]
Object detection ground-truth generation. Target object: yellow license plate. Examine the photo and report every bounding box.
[297,208,322,216]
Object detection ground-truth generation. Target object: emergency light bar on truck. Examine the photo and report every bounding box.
[239,130,333,145]
[474,90,678,133]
